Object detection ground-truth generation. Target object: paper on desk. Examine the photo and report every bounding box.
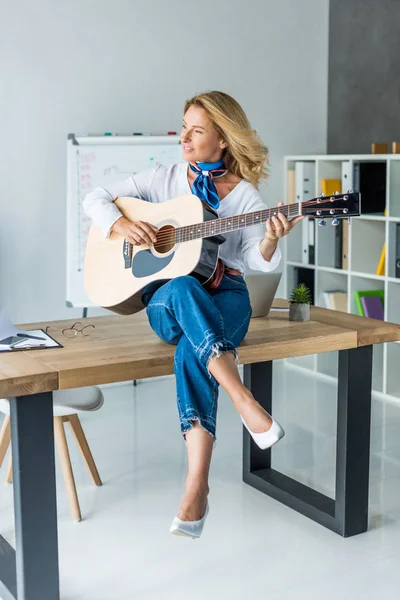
[0,308,60,351]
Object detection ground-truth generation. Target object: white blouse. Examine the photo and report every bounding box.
[82,161,281,274]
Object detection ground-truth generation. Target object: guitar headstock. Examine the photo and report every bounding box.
[302,191,360,225]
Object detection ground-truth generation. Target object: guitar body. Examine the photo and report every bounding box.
[84,194,224,315]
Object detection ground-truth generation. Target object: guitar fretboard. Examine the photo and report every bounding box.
[174,204,301,243]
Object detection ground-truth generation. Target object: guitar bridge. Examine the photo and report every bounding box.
[123,240,133,269]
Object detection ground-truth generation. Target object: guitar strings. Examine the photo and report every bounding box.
[151,206,349,246]
[132,198,350,247]
[151,208,348,246]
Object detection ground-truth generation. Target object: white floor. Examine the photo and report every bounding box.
[1,359,400,599]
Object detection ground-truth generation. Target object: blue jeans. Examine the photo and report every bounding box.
[144,274,252,445]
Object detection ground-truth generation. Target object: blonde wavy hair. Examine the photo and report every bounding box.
[183,91,269,189]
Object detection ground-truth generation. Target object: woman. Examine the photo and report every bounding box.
[83,91,303,539]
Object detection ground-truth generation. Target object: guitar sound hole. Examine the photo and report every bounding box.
[154,224,176,254]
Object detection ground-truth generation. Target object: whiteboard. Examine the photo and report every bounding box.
[66,134,182,308]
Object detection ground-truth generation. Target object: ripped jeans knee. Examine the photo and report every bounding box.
[183,416,218,449]
[205,341,239,378]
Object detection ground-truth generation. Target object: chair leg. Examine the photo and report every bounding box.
[53,416,82,522]
[5,452,13,484]
[67,414,102,486]
[0,416,11,470]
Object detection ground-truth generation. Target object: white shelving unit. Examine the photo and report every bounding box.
[282,154,400,400]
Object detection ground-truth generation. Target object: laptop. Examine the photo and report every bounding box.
[245,272,282,317]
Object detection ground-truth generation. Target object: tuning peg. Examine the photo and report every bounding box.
[347,189,353,193]
[332,218,340,226]
[318,219,326,227]
[334,190,339,195]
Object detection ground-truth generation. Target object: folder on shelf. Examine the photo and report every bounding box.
[361,295,384,320]
[354,290,385,317]
[321,179,341,196]
[376,243,386,276]
[323,290,348,312]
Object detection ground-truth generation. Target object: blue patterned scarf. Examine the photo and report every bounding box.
[189,159,227,210]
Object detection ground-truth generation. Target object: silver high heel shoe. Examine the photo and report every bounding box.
[241,414,285,450]
[169,501,209,539]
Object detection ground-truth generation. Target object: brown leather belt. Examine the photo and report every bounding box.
[225,267,243,277]
[207,259,243,290]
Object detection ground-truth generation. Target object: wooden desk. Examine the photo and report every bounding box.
[1,301,399,599]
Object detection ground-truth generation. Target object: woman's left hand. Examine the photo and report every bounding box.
[264,201,304,242]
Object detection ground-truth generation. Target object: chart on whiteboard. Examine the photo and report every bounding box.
[75,144,181,272]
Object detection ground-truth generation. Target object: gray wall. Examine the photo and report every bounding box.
[0,0,329,323]
[328,0,400,154]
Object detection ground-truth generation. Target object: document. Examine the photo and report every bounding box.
[0,309,62,352]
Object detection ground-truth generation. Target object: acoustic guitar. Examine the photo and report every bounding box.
[84,191,360,315]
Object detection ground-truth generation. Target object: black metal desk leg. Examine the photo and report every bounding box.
[335,345,373,536]
[10,392,60,600]
[243,361,273,474]
[242,347,373,537]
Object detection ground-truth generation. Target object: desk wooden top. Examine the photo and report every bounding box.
[1,299,399,397]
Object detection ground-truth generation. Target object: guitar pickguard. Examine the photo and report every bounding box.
[132,248,174,277]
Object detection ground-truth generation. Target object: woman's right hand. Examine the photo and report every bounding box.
[111,216,158,246]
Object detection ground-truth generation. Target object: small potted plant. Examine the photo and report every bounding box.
[289,283,312,322]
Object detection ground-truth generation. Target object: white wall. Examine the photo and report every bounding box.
[0,0,329,323]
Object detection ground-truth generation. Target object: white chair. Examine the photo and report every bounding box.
[0,386,104,522]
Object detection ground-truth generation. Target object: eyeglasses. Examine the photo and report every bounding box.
[45,322,95,338]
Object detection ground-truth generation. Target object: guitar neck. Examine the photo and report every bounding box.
[175,203,301,243]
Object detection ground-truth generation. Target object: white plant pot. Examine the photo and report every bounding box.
[289,303,310,322]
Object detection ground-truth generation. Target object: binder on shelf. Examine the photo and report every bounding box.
[308,218,315,265]
[361,296,384,320]
[354,289,384,317]
[341,161,352,192]
[295,162,315,203]
[295,162,315,265]
[287,169,296,204]
[388,222,400,278]
[353,162,386,214]
[353,162,360,192]
[334,220,343,269]
[342,219,349,270]
[376,243,386,276]
[301,218,309,264]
